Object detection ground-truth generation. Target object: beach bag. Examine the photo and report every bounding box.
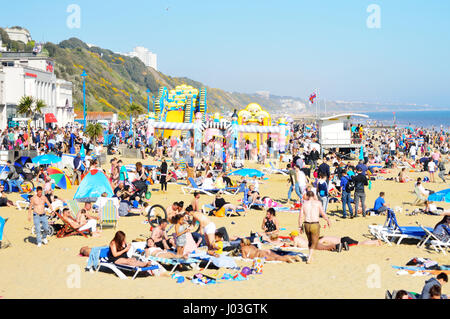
[214,206,226,217]
[345,178,355,192]
[252,257,265,274]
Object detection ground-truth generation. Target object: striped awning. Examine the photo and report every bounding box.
[152,122,195,130]
[235,125,281,133]
[200,121,231,131]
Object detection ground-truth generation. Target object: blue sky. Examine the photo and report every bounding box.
[1,0,449,108]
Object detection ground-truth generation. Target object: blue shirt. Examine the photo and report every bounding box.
[374,197,385,211]
[340,175,350,191]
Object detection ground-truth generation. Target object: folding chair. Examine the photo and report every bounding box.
[100,199,118,230]
[55,211,90,238]
[416,222,450,255]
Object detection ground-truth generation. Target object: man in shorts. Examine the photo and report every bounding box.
[186,208,216,250]
[298,190,331,264]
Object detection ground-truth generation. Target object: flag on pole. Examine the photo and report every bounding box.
[309,93,317,104]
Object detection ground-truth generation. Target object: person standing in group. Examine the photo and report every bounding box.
[294,164,307,200]
[71,153,83,186]
[352,167,368,217]
[437,159,447,183]
[316,172,329,213]
[318,157,331,182]
[428,159,436,183]
[287,164,296,202]
[28,186,53,247]
[160,158,168,192]
[340,170,354,219]
[298,191,331,264]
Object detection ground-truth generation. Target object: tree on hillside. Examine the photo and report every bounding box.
[85,123,104,144]
[126,103,145,119]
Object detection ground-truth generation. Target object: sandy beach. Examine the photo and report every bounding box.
[0,155,448,299]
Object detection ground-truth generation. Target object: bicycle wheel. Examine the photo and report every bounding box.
[147,204,167,227]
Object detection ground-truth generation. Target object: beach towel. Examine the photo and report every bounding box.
[86,246,109,269]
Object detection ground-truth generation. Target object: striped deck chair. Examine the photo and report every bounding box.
[67,200,81,220]
[100,200,118,230]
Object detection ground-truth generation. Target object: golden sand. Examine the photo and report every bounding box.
[0,156,448,299]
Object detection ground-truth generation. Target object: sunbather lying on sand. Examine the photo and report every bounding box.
[289,232,382,251]
[239,238,302,263]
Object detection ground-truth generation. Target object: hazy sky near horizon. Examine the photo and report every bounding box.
[1,0,449,108]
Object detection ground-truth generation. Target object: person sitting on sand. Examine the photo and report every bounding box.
[190,192,201,212]
[261,208,279,237]
[247,184,263,206]
[167,202,181,223]
[150,219,175,250]
[398,168,410,183]
[239,238,302,263]
[62,208,101,237]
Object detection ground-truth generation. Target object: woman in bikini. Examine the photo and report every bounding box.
[239,238,302,263]
[144,238,181,259]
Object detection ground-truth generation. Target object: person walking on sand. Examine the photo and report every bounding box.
[298,191,331,264]
[28,186,54,247]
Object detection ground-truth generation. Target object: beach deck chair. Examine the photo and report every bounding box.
[412,187,427,206]
[416,222,450,255]
[202,203,245,217]
[243,187,265,210]
[67,200,81,220]
[15,194,31,210]
[92,247,159,280]
[100,199,118,230]
[181,177,215,196]
[263,162,288,176]
[55,211,90,238]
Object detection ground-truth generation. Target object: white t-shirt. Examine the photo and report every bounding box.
[389,141,396,151]
[428,161,436,172]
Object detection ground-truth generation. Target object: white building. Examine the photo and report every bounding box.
[4,27,32,44]
[0,52,74,128]
[117,46,158,70]
[317,113,369,150]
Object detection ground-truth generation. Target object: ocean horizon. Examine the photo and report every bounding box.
[362,110,450,129]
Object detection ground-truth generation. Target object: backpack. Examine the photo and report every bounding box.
[345,177,355,192]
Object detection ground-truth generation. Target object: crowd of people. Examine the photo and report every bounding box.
[2,118,448,298]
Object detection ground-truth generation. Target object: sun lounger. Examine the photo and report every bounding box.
[136,252,201,274]
[416,222,450,255]
[262,162,288,176]
[88,247,159,280]
[0,216,11,249]
[369,211,432,245]
[181,177,215,196]
[242,188,265,210]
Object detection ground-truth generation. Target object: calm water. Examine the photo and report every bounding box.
[363,110,450,129]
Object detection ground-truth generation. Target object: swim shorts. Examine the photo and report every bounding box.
[303,222,320,249]
[203,222,216,235]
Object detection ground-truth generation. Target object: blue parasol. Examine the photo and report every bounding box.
[32,154,62,165]
[228,168,265,178]
[428,188,450,203]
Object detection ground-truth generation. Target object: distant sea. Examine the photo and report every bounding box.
[362,110,450,129]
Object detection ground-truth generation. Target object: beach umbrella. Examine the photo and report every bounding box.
[14,156,32,168]
[47,167,72,190]
[229,168,265,178]
[32,154,61,165]
[428,188,450,203]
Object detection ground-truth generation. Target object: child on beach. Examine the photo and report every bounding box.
[173,214,190,258]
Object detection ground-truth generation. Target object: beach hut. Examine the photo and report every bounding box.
[317,113,369,152]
